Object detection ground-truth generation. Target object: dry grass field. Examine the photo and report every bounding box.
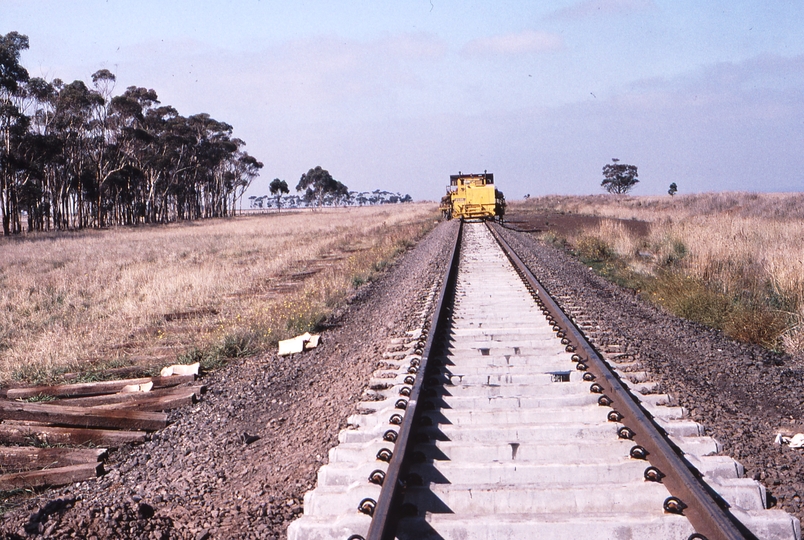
[510,193,804,354]
[0,204,439,384]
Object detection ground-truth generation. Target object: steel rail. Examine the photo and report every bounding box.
[487,222,755,540]
[364,220,463,540]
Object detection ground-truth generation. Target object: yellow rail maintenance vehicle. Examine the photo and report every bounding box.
[440,171,505,222]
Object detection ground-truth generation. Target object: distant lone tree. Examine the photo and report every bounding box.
[601,159,639,194]
[296,166,348,208]
[668,182,678,197]
[270,178,289,211]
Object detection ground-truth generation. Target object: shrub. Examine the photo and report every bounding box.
[725,303,788,350]
[663,240,687,266]
[653,272,730,328]
[576,236,614,263]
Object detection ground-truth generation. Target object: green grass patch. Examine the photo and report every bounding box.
[20,393,56,403]
[572,237,647,291]
[575,235,615,263]
[642,270,789,349]
[553,232,791,350]
[176,329,261,373]
[11,357,135,385]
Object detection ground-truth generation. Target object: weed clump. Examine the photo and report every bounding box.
[662,240,688,266]
[177,330,259,372]
[650,272,730,328]
[576,236,614,263]
[21,393,56,403]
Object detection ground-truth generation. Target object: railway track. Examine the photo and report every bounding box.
[288,222,800,540]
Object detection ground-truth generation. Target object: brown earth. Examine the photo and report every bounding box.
[506,211,651,237]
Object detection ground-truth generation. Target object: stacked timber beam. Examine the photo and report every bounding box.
[0,364,203,492]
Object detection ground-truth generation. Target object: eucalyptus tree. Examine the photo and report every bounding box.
[51,79,105,228]
[668,182,678,197]
[150,107,194,222]
[296,166,348,208]
[269,178,289,211]
[17,77,62,230]
[601,158,639,195]
[110,86,162,224]
[88,69,128,227]
[16,124,61,231]
[183,113,233,218]
[227,151,263,215]
[0,31,30,235]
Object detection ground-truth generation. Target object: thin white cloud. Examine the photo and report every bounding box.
[462,30,563,57]
[547,0,657,20]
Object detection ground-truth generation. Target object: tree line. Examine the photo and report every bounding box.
[249,188,413,210]
[250,166,412,211]
[0,32,262,235]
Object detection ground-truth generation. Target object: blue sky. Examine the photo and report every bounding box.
[4,0,804,199]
